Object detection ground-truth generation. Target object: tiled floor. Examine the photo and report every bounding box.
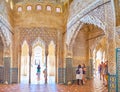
[0,76,108,92]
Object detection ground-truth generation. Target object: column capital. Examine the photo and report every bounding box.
[66,45,73,58]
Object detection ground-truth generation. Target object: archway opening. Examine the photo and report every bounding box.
[21,40,29,84]
[48,41,55,84]
[72,23,107,88]
[31,45,45,84]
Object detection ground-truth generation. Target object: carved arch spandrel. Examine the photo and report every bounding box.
[19,27,57,45]
[67,14,106,46]
[0,27,12,57]
[31,37,45,48]
[67,1,109,46]
[0,30,7,48]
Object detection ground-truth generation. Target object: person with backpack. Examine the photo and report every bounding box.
[76,64,83,85]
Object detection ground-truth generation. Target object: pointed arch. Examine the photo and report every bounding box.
[48,40,56,78]
[32,37,45,49]
[21,40,29,83]
[21,40,29,56]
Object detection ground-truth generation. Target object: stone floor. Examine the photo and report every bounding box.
[0,76,108,92]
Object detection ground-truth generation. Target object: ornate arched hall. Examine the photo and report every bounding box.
[0,0,119,92]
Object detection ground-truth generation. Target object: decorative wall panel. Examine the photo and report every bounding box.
[58,68,65,84]
[11,68,18,83]
[65,58,73,84]
[4,57,11,84]
[0,66,4,83]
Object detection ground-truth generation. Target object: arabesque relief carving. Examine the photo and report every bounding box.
[19,27,57,46]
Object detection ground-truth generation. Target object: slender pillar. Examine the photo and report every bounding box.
[29,45,32,84]
[45,45,48,83]
[18,45,21,83]
[55,46,57,83]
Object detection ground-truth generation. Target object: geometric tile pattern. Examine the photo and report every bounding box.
[116,48,120,92]
[65,58,73,84]
[11,68,18,83]
[4,57,10,84]
[0,66,4,83]
[108,74,116,92]
[58,68,65,84]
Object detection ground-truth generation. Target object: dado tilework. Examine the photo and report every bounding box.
[11,68,18,83]
[108,74,116,92]
[0,66,4,82]
[65,58,73,84]
[4,57,11,84]
[58,68,65,84]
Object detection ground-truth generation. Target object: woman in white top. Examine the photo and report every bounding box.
[76,65,83,85]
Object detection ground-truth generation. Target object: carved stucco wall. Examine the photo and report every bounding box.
[12,27,64,83]
[0,0,13,58]
[88,25,105,54]
[19,27,57,45]
[104,1,116,74]
[116,27,120,47]
[72,23,105,67]
[67,0,116,74]
[12,1,66,69]
[68,0,95,21]
[114,0,120,26]
[12,27,65,69]
[14,2,65,31]
[66,0,110,45]
[0,0,14,28]
[0,0,8,22]
[72,30,88,67]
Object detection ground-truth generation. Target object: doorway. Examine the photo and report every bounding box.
[21,40,29,84]
[48,41,55,84]
[31,44,45,84]
[20,39,56,84]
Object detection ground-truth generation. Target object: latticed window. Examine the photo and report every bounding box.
[36,5,42,10]
[18,7,22,12]
[56,7,61,13]
[27,6,32,11]
[46,6,51,11]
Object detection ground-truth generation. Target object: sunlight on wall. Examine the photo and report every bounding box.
[96,50,102,61]
[21,41,29,76]
[10,0,13,9]
[6,0,8,3]
[48,41,55,76]
[33,46,42,65]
